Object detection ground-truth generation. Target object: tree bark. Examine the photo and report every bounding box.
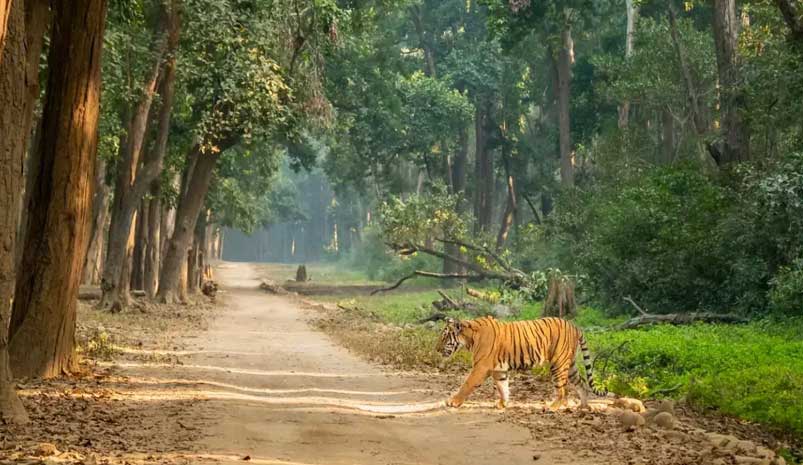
[14,0,49,270]
[711,0,749,164]
[661,106,675,164]
[130,201,147,291]
[473,105,493,233]
[668,6,708,136]
[100,1,177,310]
[444,127,469,274]
[144,191,161,298]
[0,0,30,425]
[157,149,219,303]
[776,0,803,49]
[9,0,107,378]
[82,156,110,284]
[618,0,637,129]
[557,25,574,187]
[496,151,518,250]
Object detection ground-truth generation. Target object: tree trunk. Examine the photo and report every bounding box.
[9,0,107,378]
[668,6,708,136]
[661,106,675,164]
[618,0,637,129]
[131,201,147,291]
[776,0,803,48]
[496,152,518,250]
[444,127,469,274]
[557,25,574,187]
[473,105,493,233]
[711,0,749,164]
[144,190,160,298]
[100,1,177,310]
[157,149,219,303]
[82,156,111,284]
[0,0,29,425]
[15,0,49,268]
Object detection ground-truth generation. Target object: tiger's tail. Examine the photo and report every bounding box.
[579,334,607,396]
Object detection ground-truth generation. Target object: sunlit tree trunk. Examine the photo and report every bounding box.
[83,156,111,284]
[144,191,161,298]
[157,149,219,303]
[9,0,107,378]
[0,0,30,425]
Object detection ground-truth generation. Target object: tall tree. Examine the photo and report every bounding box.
[9,0,107,378]
[711,0,749,164]
[100,0,179,311]
[0,0,29,425]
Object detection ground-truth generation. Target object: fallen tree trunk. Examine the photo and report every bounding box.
[79,287,145,300]
[618,312,749,330]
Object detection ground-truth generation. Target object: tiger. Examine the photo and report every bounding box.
[436,316,607,410]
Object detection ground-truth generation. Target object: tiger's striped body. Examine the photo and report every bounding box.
[436,316,606,410]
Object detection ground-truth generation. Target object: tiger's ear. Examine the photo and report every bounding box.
[453,319,462,332]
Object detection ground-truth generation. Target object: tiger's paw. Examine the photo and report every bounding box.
[495,399,508,410]
[446,397,464,408]
[548,399,568,411]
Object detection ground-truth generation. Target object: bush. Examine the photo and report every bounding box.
[551,155,803,316]
[769,259,803,316]
[587,319,803,437]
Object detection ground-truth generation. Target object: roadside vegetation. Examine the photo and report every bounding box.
[270,262,803,444]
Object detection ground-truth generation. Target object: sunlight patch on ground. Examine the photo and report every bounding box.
[98,361,378,378]
[117,376,433,397]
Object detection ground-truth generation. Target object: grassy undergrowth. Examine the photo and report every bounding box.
[314,286,803,440]
[588,319,803,438]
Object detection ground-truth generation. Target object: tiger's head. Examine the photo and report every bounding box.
[436,317,465,357]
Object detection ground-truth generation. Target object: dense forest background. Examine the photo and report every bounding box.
[227,0,803,319]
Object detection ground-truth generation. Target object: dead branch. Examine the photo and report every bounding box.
[387,241,521,284]
[623,296,648,316]
[370,271,476,295]
[436,290,459,308]
[618,312,749,330]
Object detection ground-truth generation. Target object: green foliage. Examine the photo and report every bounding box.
[345,226,440,282]
[180,0,297,151]
[769,260,803,316]
[587,319,803,437]
[378,184,468,247]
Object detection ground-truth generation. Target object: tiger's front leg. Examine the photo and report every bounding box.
[447,364,490,408]
[492,370,510,409]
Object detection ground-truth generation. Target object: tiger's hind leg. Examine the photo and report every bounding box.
[548,364,569,411]
[569,363,590,410]
[492,371,510,409]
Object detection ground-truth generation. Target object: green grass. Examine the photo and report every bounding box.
[330,290,453,324]
[586,319,803,438]
[257,262,383,285]
[319,285,803,438]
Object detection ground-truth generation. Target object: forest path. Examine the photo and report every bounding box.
[128,261,596,465]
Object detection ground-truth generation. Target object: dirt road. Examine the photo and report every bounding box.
[120,262,592,465]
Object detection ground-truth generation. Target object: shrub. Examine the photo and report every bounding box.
[551,154,803,316]
[769,259,803,316]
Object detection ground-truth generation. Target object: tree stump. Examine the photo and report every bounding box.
[295,265,308,282]
[542,274,577,319]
